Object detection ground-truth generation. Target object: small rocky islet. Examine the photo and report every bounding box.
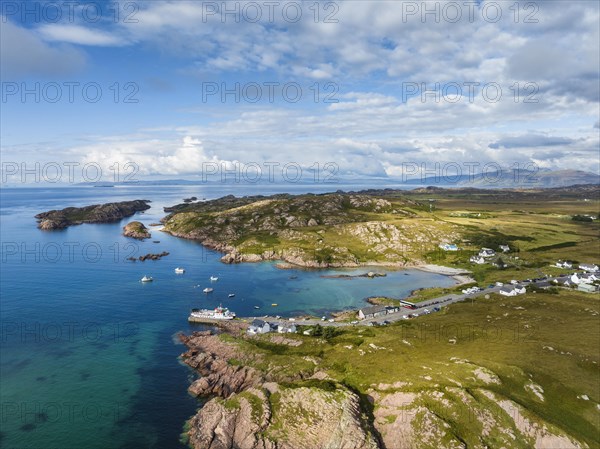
[122,221,151,240]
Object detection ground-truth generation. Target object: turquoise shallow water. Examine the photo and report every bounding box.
[0,185,454,449]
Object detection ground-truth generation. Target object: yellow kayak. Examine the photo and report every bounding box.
[271,303,278,307]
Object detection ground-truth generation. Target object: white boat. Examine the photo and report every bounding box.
[141,276,153,282]
[175,267,185,274]
[210,276,219,282]
[228,293,235,298]
[189,305,236,320]
[203,287,214,293]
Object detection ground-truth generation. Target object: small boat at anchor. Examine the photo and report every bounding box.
[210,276,219,282]
[228,293,235,298]
[174,267,185,274]
[271,303,278,307]
[254,306,260,309]
[141,276,153,282]
[203,287,214,293]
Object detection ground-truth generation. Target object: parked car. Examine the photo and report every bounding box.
[350,320,358,325]
[402,315,409,319]
[510,280,519,285]
[495,282,504,287]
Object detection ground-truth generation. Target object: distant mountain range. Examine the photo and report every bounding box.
[396,169,600,188]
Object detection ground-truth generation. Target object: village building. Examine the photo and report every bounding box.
[499,284,526,296]
[479,248,496,258]
[358,305,388,320]
[277,323,297,334]
[247,319,271,335]
[579,263,599,272]
[555,260,573,269]
[578,283,599,293]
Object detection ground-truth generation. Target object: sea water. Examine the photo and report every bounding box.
[0,184,454,448]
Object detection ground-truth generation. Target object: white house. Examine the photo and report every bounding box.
[579,264,599,272]
[568,273,597,284]
[439,243,459,251]
[499,245,510,253]
[499,285,526,296]
[277,323,297,334]
[514,285,526,294]
[555,260,573,269]
[499,286,518,296]
[470,255,486,264]
[578,273,597,284]
[247,319,271,335]
[479,248,496,258]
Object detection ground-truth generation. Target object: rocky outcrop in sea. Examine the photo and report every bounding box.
[123,221,151,239]
[35,200,151,230]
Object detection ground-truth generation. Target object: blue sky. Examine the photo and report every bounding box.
[1,0,599,182]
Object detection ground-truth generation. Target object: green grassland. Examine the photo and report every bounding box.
[221,289,600,448]
[175,186,599,447]
[163,186,599,273]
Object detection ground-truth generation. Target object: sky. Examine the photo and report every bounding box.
[1,0,599,184]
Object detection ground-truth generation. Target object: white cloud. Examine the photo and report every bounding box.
[37,24,127,46]
[0,20,86,78]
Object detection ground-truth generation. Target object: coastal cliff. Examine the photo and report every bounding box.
[35,200,151,230]
[179,289,595,449]
[180,330,381,449]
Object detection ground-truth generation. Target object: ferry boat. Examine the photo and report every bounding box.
[203,287,214,293]
[141,275,153,282]
[174,267,185,274]
[210,276,219,282]
[189,306,236,321]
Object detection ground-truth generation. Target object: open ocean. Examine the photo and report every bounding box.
[0,184,455,449]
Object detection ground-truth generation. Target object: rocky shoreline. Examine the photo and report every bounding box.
[35,200,151,230]
[179,329,381,449]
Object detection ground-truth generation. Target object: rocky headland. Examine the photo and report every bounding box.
[160,192,460,268]
[179,330,381,449]
[35,200,151,230]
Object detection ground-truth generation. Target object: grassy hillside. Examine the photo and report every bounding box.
[162,187,599,273]
[217,290,600,448]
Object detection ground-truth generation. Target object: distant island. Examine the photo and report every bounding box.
[35,200,151,230]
